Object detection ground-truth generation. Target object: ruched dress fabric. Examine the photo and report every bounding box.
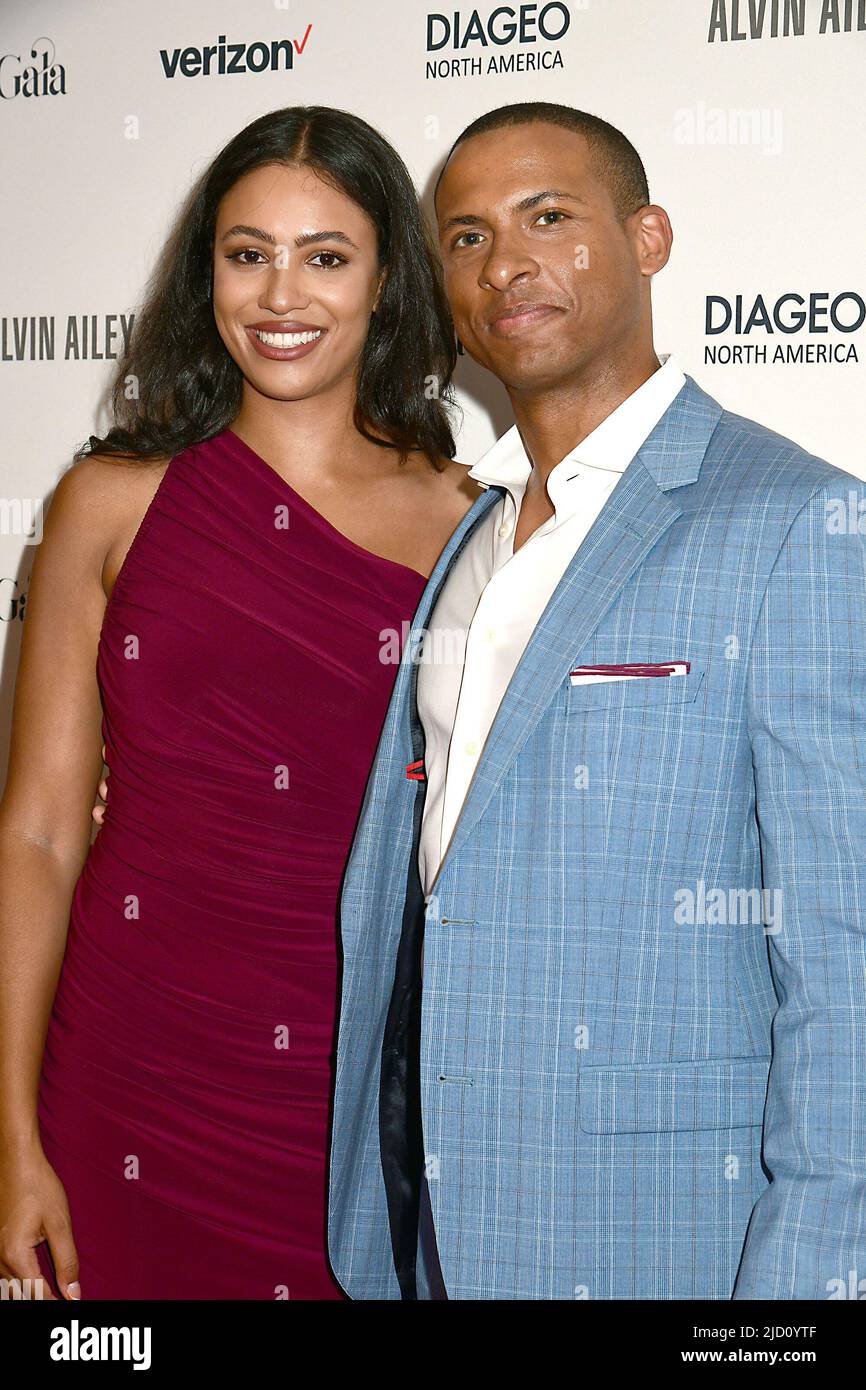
[35,427,427,1299]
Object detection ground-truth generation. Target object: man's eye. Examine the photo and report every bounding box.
[227,249,268,265]
[453,231,484,250]
[536,210,568,226]
[308,251,348,269]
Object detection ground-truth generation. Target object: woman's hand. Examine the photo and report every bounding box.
[0,1144,81,1300]
[92,744,109,826]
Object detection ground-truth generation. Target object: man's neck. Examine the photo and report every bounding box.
[507,348,663,483]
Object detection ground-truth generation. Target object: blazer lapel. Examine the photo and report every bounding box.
[431,375,724,874]
[409,486,501,643]
[362,480,501,795]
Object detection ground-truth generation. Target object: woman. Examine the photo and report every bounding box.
[0,106,478,1300]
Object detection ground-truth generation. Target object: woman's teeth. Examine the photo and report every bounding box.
[254,328,323,347]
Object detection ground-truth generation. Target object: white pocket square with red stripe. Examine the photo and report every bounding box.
[568,661,690,685]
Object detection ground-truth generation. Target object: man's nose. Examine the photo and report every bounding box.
[478,234,539,290]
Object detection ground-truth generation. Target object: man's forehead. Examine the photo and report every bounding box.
[436,172,596,229]
[435,129,595,212]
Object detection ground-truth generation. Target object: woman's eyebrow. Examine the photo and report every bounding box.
[219,223,360,250]
[220,223,277,244]
[294,229,360,251]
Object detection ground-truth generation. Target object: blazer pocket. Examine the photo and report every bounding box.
[577,1055,771,1134]
[566,666,705,712]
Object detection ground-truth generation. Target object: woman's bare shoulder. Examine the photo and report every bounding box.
[44,450,172,592]
[416,451,482,503]
[439,455,485,519]
[53,448,170,512]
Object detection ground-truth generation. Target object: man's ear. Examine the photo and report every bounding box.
[632,204,673,278]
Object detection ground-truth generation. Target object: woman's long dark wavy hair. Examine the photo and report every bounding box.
[77,106,457,468]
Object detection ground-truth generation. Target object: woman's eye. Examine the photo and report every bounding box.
[308,251,347,269]
[227,248,267,266]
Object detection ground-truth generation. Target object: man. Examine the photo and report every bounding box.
[327,102,866,1300]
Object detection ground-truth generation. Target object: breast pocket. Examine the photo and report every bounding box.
[565,667,705,713]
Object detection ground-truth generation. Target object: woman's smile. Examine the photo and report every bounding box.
[244,321,327,360]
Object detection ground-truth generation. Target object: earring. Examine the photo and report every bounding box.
[456,336,465,356]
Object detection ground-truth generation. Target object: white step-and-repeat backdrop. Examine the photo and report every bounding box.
[2,0,864,785]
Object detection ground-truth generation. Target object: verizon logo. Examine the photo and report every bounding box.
[159,28,313,78]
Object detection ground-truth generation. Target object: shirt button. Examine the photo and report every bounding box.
[498,522,512,539]
[464,740,478,756]
[485,627,496,643]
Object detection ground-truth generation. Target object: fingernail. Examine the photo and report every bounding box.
[66,1281,81,1299]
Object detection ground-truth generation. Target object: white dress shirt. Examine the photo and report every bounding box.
[416,353,687,899]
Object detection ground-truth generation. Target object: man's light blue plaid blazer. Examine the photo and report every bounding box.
[328,374,866,1300]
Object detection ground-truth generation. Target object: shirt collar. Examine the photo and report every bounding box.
[466,354,687,518]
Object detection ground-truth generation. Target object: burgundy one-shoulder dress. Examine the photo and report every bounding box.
[35,427,427,1299]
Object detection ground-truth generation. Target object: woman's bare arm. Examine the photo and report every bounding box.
[0,452,161,1295]
[0,459,112,1145]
